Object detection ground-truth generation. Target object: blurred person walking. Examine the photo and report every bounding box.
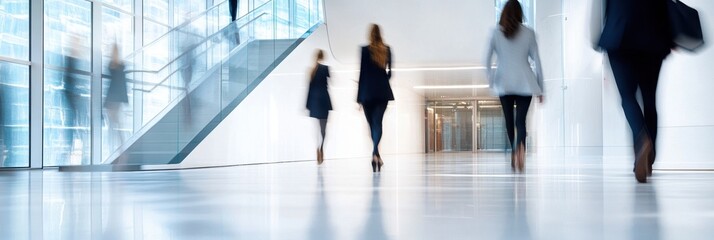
[229,0,239,21]
[105,43,129,154]
[485,0,544,173]
[595,0,673,183]
[63,38,90,164]
[306,50,332,165]
[179,16,199,125]
[0,64,9,166]
[357,24,393,173]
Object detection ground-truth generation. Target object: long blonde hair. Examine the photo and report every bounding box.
[368,24,388,69]
[310,49,325,81]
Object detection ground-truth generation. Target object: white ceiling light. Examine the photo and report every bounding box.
[332,65,495,73]
[391,66,490,72]
[413,85,489,89]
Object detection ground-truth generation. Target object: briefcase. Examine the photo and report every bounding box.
[668,0,705,52]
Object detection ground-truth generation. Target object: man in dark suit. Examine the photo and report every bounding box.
[599,0,674,183]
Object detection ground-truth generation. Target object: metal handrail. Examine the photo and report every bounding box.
[125,11,269,74]
[131,12,269,93]
[123,0,273,63]
[123,0,229,60]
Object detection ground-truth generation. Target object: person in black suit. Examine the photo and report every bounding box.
[357,24,393,173]
[306,50,332,165]
[598,0,673,183]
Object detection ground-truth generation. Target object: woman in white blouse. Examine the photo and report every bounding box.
[485,0,543,173]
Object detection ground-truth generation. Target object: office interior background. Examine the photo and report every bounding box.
[2,0,712,169]
[2,0,714,239]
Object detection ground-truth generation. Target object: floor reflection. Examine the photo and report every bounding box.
[2,153,714,239]
[360,175,389,240]
[308,168,334,240]
[631,184,660,240]
[502,176,531,240]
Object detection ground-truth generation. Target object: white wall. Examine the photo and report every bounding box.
[180,26,425,167]
[532,0,605,152]
[324,0,495,67]
[539,0,714,168]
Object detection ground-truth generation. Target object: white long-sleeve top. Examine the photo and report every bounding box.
[484,25,544,96]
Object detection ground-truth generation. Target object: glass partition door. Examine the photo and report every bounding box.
[0,0,31,167]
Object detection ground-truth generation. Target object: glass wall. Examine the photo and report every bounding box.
[101,1,135,160]
[1,0,324,168]
[0,0,30,167]
[427,101,474,152]
[43,0,93,166]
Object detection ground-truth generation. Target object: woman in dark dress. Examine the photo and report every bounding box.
[357,24,393,173]
[105,44,129,151]
[306,50,332,164]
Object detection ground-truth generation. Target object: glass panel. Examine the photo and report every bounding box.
[0,61,29,167]
[477,101,509,150]
[173,0,206,27]
[102,6,134,67]
[430,101,474,152]
[143,19,170,44]
[0,0,30,60]
[44,0,92,166]
[43,69,92,166]
[144,0,169,25]
[97,0,325,165]
[101,0,132,13]
[44,0,92,71]
[102,76,133,160]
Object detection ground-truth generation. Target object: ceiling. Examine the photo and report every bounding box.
[322,0,497,100]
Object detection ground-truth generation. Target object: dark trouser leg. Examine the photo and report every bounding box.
[500,95,516,150]
[639,58,663,165]
[229,0,238,21]
[608,51,663,165]
[515,96,533,149]
[319,118,327,149]
[364,102,388,157]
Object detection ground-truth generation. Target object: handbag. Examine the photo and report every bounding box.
[668,0,705,52]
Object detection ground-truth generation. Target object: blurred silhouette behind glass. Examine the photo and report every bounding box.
[229,0,239,21]
[226,0,241,48]
[0,64,8,166]
[597,0,673,183]
[105,43,129,159]
[357,24,394,173]
[306,49,332,164]
[484,0,544,173]
[179,15,199,125]
[63,36,90,164]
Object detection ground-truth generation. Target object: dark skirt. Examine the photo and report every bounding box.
[306,91,332,119]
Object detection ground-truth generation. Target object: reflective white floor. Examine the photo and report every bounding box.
[2,152,714,240]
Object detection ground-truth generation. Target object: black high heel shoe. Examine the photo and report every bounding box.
[377,156,384,172]
[511,152,516,172]
[371,155,378,173]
